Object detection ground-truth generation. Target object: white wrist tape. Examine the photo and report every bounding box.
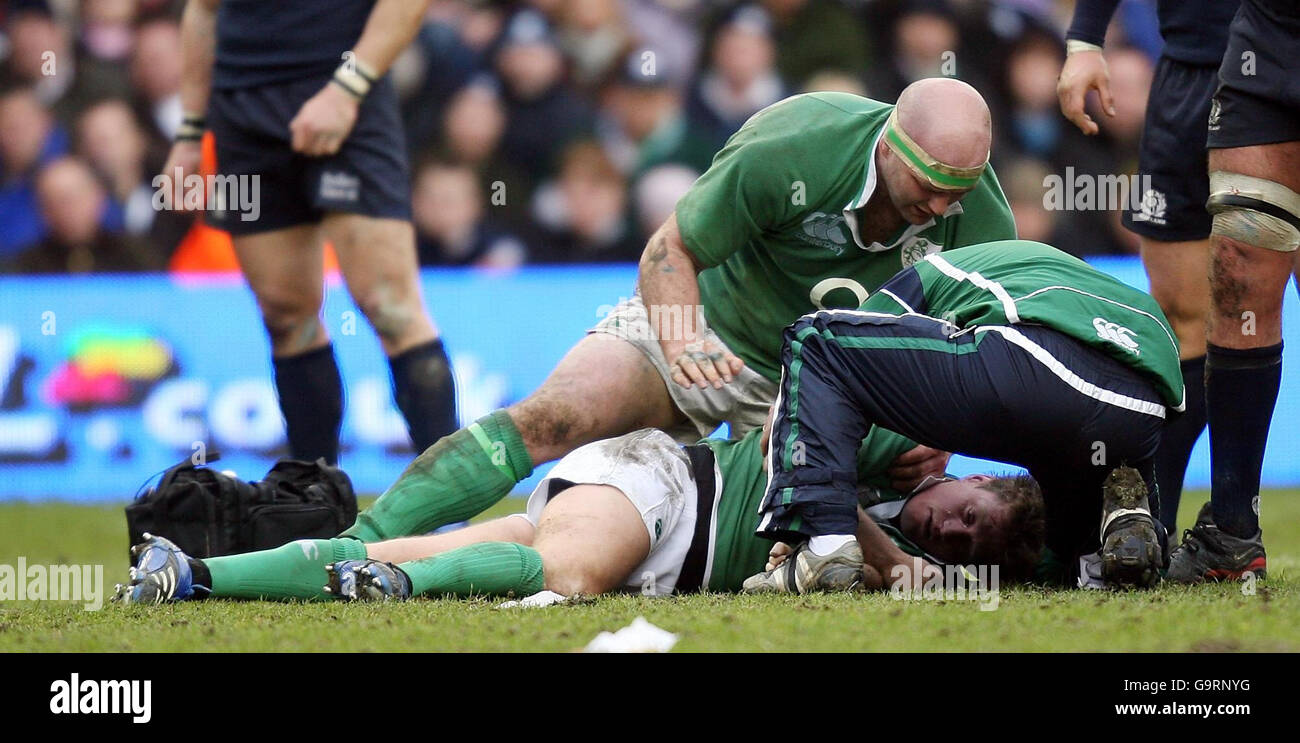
[1066,39,1104,56]
[331,58,378,100]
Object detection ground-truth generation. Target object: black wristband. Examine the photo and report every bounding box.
[176,114,205,143]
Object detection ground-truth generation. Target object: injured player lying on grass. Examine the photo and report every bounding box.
[116,425,1046,605]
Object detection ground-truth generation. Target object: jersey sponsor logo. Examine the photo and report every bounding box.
[1131,189,1167,226]
[1093,317,1141,355]
[900,237,941,267]
[797,212,850,254]
[320,171,361,202]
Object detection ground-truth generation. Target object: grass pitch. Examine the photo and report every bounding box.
[1,493,1297,652]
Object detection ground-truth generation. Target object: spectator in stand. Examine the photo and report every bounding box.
[442,79,506,167]
[76,97,190,254]
[0,3,111,126]
[491,9,595,184]
[685,4,787,155]
[2,156,160,273]
[128,17,181,149]
[440,77,532,229]
[621,0,703,89]
[801,69,866,96]
[997,25,1128,254]
[411,159,526,269]
[868,0,997,100]
[398,1,489,156]
[870,1,960,98]
[75,0,140,101]
[756,0,870,88]
[632,162,698,243]
[0,86,69,257]
[528,140,639,263]
[999,153,1101,259]
[1002,155,1055,244]
[600,51,714,179]
[554,0,632,90]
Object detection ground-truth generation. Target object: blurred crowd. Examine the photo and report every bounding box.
[0,0,1164,274]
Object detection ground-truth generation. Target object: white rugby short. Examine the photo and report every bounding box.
[523,429,721,595]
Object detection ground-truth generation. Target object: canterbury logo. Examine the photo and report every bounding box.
[798,212,849,253]
[1093,317,1140,354]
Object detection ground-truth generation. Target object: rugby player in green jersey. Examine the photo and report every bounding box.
[338,77,1016,546]
[117,425,1045,604]
[749,240,1184,592]
[121,240,1177,603]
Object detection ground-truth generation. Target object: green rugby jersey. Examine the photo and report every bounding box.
[701,426,915,592]
[674,91,1017,382]
[860,240,1185,409]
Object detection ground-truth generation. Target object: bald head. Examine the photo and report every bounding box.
[894,78,991,170]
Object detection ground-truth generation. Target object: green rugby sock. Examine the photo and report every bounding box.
[202,538,367,601]
[399,542,544,598]
[341,410,533,541]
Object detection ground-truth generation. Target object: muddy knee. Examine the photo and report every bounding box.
[1209,241,1287,339]
[352,283,422,344]
[258,293,325,352]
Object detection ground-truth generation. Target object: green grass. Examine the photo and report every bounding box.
[1,493,1298,652]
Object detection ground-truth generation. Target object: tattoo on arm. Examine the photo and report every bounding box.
[644,236,676,273]
[646,237,668,264]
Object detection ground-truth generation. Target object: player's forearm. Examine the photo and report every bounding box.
[638,215,705,358]
[178,0,220,118]
[855,507,915,577]
[349,0,435,77]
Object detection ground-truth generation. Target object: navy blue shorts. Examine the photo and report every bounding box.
[1123,56,1218,242]
[758,310,1166,565]
[207,75,411,236]
[1207,0,1300,150]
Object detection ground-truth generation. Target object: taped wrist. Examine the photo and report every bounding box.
[176,114,205,142]
[1065,39,1103,55]
[331,57,378,100]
